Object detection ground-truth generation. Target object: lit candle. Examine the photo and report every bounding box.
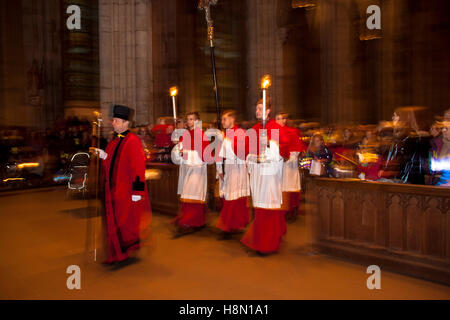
[261,75,271,124]
[170,86,178,121]
[263,90,266,122]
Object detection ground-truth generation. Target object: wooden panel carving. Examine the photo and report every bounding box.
[147,164,180,216]
[318,188,330,237]
[306,176,450,285]
[330,190,344,239]
[388,194,403,250]
[406,196,422,253]
[361,193,376,243]
[424,197,444,257]
[346,190,359,241]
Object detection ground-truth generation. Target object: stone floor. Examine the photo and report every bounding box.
[0,187,449,300]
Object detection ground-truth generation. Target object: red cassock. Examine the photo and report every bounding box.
[227,125,250,161]
[277,125,306,159]
[284,126,306,212]
[151,124,174,148]
[241,208,287,253]
[241,119,287,253]
[102,131,152,263]
[216,125,250,232]
[172,127,210,229]
[247,119,282,156]
[217,197,250,232]
[289,127,307,154]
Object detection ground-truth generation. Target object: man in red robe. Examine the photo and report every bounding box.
[171,111,210,237]
[215,110,250,239]
[275,112,307,221]
[92,104,152,264]
[241,100,287,255]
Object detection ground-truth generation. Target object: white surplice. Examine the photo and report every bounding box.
[282,151,301,192]
[171,142,207,202]
[247,140,284,209]
[216,135,250,201]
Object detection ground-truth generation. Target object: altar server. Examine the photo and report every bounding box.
[275,112,307,221]
[241,100,286,254]
[171,112,209,236]
[215,110,250,239]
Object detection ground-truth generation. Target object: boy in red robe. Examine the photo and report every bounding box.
[215,110,250,239]
[92,104,152,264]
[275,112,307,221]
[171,112,210,237]
[241,100,286,254]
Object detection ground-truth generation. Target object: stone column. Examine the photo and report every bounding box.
[99,0,151,127]
[62,0,99,121]
[380,0,397,120]
[246,0,285,119]
[318,0,353,124]
[0,1,27,127]
[0,0,64,129]
[150,0,178,122]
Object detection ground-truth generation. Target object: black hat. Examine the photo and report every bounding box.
[112,104,131,121]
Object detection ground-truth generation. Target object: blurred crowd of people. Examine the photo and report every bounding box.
[140,107,450,187]
[1,107,449,189]
[0,117,94,187]
[297,107,450,186]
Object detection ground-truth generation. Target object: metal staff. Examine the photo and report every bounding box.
[92,111,103,262]
[95,112,103,261]
[198,0,221,129]
[199,0,225,184]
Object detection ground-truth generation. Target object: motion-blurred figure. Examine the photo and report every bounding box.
[306,133,333,177]
[431,111,450,186]
[241,100,286,255]
[380,107,431,184]
[215,110,250,239]
[92,104,152,264]
[171,112,209,236]
[275,111,306,221]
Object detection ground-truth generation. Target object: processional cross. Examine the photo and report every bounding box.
[198,0,221,129]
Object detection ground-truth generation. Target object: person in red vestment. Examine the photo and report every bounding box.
[151,118,174,149]
[275,112,307,221]
[92,105,152,264]
[171,112,210,237]
[241,100,286,255]
[215,110,250,239]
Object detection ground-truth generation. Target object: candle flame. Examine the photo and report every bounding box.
[17,162,40,169]
[261,75,272,89]
[170,86,178,97]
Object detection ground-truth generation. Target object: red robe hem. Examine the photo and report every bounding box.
[216,197,249,232]
[289,192,301,210]
[172,202,207,228]
[241,209,286,253]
